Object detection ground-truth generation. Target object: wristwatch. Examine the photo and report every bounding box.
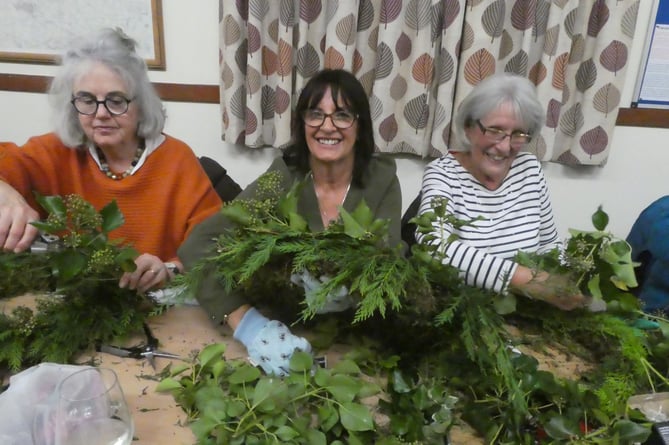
[164,262,180,276]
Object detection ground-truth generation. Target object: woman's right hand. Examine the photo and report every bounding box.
[0,181,39,252]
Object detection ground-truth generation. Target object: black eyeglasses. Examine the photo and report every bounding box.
[302,109,358,129]
[476,120,532,148]
[71,93,133,116]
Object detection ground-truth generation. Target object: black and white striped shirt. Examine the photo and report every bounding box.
[417,152,561,293]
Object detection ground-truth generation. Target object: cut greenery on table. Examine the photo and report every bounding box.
[0,194,153,371]
[169,171,669,444]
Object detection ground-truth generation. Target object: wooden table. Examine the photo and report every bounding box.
[89,305,247,445]
[3,296,480,444]
[0,296,244,445]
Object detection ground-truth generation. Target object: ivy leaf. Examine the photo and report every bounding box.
[252,377,288,412]
[275,425,300,441]
[587,275,603,300]
[190,416,221,441]
[289,350,313,372]
[304,428,327,445]
[198,343,226,369]
[288,212,308,231]
[568,228,607,240]
[317,403,340,431]
[542,415,580,439]
[278,183,299,218]
[54,250,87,282]
[228,364,261,384]
[100,200,125,233]
[599,240,639,288]
[194,385,228,421]
[493,293,516,315]
[155,377,182,392]
[358,380,382,398]
[339,402,374,431]
[325,374,361,403]
[331,358,361,375]
[611,419,652,442]
[115,248,139,272]
[226,399,246,417]
[211,360,226,380]
[31,220,64,233]
[391,369,411,393]
[35,193,67,219]
[592,206,609,231]
[167,363,191,377]
[220,203,253,226]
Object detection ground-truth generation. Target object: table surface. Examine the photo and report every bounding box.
[4,296,480,445]
[90,305,247,445]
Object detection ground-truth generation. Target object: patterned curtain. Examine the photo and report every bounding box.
[219,0,639,166]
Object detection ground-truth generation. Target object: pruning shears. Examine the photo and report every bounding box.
[97,323,185,370]
[30,232,64,254]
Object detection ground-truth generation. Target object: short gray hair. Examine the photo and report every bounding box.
[451,73,544,152]
[49,28,166,147]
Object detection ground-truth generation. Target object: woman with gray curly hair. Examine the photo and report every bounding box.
[0,28,221,293]
[416,73,587,310]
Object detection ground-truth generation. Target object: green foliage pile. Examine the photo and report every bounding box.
[0,194,152,371]
[172,172,669,444]
[157,343,454,445]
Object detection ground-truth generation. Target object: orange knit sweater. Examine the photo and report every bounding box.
[0,133,222,262]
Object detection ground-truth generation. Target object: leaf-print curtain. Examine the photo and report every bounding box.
[219,0,639,166]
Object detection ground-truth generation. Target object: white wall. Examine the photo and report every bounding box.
[1,0,666,241]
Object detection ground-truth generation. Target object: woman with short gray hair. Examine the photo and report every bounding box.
[0,28,221,293]
[416,73,587,310]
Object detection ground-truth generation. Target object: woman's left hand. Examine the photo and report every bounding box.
[119,253,168,294]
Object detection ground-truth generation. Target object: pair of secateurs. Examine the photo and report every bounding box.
[97,323,185,370]
[29,232,63,254]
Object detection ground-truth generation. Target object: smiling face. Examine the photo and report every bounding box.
[305,87,358,167]
[73,62,140,152]
[462,101,529,190]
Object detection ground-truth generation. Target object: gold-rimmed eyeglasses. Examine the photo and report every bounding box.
[476,120,532,148]
[71,93,133,116]
[303,109,358,129]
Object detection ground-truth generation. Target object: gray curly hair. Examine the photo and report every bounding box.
[48,28,166,147]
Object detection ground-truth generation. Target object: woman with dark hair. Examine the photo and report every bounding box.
[0,28,222,293]
[179,68,402,376]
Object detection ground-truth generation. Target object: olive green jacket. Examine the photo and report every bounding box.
[178,154,402,331]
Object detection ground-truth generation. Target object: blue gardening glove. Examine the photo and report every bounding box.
[233,308,312,376]
[290,270,355,314]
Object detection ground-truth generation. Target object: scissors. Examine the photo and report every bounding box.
[97,323,185,370]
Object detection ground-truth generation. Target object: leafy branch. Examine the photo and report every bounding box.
[0,194,152,371]
[174,176,663,444]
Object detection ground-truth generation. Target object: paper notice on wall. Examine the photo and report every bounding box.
[638,24,669,108]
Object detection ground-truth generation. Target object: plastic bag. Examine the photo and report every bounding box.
[0,362,90,445]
